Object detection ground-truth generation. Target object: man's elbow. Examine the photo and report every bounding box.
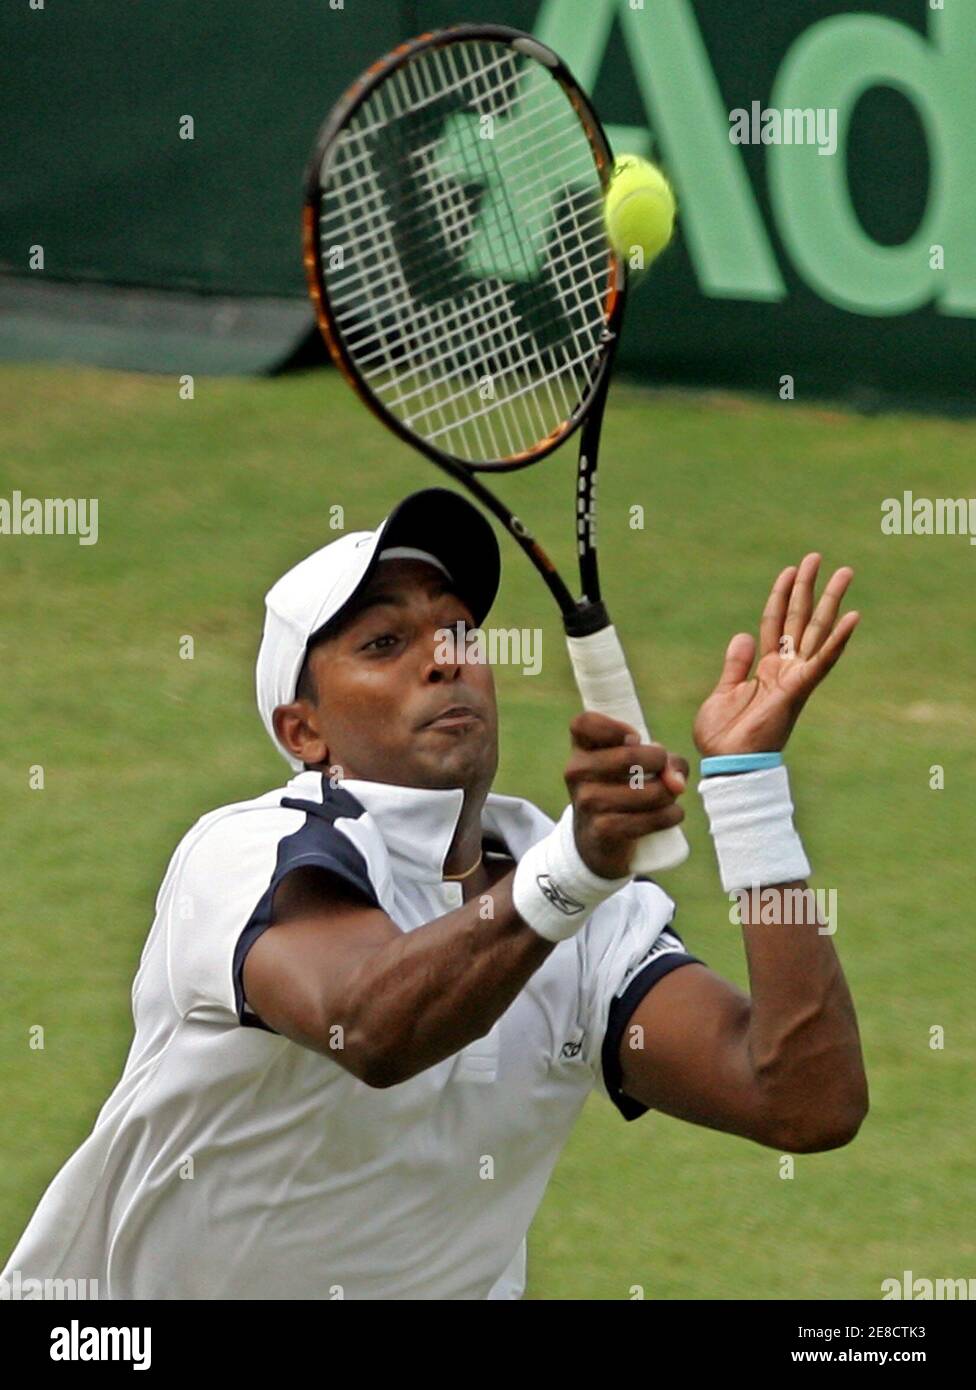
[336,989,411,1088]
[346,1030,407,1089]
[353,1025,427,1089]
[773,1090,869,1154]
[358,1030,491,1090]
[358,1044,410,1089]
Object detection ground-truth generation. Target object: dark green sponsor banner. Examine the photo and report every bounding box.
[416,0,974,408]
[1,0,972,403]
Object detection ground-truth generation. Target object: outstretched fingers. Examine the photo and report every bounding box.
[798,566,855,658]
[759,565,799,657]
[808,608,860,679]
[783,553,822,649]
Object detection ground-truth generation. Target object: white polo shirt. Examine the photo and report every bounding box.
[2,771,701,1301]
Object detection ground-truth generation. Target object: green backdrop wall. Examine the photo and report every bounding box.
[1,0,972,406]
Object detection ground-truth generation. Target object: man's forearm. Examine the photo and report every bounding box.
[739,882,868,1150]
[349,871,554,1086]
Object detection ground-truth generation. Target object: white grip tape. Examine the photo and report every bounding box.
[512,805,632,943]
[565,625,689,874]
[697,764,811,893]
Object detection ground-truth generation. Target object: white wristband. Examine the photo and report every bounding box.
[512,805,632,943]
[698,764,811,893]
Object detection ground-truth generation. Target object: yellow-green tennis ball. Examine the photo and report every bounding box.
[604,156,676,273]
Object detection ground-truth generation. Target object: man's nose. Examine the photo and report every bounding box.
[422,622,465,683]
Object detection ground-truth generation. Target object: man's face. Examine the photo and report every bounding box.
[284,558,499,793]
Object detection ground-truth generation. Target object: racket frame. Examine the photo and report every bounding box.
[303,24,690,872]
[301,23,627,631]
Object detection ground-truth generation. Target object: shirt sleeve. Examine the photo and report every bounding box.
[167,804,380,1029]
[579,880,705,1121]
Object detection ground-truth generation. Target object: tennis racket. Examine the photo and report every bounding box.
[302,23,688,874]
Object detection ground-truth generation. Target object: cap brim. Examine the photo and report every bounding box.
[314,488,501,643]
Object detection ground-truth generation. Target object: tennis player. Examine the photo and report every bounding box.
[2,487,867,1300]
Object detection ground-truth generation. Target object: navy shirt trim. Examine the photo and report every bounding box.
[232,781,379,1031]
[600,925,705,1121]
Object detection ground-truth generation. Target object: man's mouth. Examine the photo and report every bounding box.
[419,704,482,730]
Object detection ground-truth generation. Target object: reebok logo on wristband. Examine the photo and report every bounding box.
[513,805,633,943]
[536,875,586,916]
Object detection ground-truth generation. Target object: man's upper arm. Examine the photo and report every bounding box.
[584,885,773,1144]
[241,866,399,1067]
[615,963,776,1145]
[168,800,392,1057]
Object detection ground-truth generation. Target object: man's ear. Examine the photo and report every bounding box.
[272,701,330,769]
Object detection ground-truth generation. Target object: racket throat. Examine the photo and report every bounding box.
[563,598,611,638]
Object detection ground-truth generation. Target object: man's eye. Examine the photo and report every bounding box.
[363,632,399,652]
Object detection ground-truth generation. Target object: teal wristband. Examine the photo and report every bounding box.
[700,752,783,777]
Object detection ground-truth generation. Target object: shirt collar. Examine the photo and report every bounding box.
[283,771,552,883]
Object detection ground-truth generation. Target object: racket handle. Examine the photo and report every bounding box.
[565,625,690,875]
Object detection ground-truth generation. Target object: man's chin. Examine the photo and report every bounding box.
[406,736,496,790]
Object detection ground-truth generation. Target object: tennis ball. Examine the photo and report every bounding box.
[604,156,676,274]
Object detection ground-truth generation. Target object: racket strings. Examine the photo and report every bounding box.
[366,46,601,447]
[408,61,600,450]
[328,63,589,364]
[316,37,612,464]
[329,61,523,457]
[319,106,609,298]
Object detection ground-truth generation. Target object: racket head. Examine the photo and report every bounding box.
[303,24,626,476]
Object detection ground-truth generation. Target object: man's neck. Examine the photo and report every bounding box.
[442,786,489,881]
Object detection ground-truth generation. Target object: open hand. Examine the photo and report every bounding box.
[693,554,860,757]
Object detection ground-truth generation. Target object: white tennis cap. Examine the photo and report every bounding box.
[256,488,501,769]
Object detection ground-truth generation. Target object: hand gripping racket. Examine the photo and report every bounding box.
[302,23,689,874]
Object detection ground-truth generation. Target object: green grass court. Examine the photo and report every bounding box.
[1,363,972,1298]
